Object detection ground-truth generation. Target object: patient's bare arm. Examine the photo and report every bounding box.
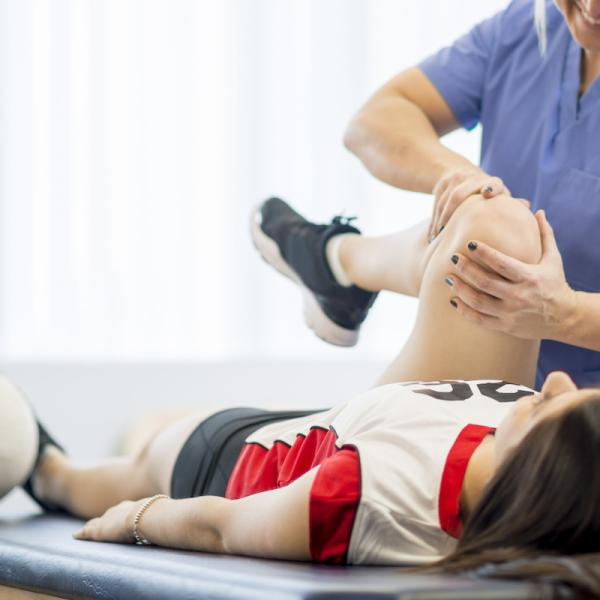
[75,468,316,561]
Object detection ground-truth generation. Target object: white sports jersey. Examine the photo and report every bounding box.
[225,380,534,565]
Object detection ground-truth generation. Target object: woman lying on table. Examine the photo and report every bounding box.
[22,195,600,595]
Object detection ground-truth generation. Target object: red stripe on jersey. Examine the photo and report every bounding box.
[225,427,337,499]
[309,447,361,564]
[438,424,495,538]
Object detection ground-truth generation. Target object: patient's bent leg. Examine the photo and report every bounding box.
[337,219,432,297]
[377,195,542,388]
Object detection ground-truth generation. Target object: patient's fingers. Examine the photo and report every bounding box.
[74,500,138,544]
[446,275,502,317]
[73,517,100,540]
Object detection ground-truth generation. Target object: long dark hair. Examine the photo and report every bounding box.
[431,396,600,597]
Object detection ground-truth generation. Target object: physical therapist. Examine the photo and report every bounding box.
[343,0,600,389]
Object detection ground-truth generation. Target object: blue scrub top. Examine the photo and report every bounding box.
[419,0,600,389]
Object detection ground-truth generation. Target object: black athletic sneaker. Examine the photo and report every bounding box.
[22,421,65,512]
[250,197,378,346]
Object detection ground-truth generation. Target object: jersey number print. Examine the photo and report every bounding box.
[411,381,531,402]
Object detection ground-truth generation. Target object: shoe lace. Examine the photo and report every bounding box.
[331,214,357,227]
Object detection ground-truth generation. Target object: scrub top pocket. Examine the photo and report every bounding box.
[542,167,600,293]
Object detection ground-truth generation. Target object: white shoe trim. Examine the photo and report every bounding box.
[250,206,358,347]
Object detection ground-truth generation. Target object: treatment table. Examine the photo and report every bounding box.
[0,511,573,599]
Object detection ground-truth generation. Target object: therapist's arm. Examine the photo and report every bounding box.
[556,292,600,352]
[343,67,478,194]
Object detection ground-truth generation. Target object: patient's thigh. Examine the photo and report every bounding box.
[143,407,224,496]
[121,407,208,456]
[378,195,542,387]
[142,402,290,496]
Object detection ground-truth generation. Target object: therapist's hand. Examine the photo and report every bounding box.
[446,210,577,340]
[429,168,517,242]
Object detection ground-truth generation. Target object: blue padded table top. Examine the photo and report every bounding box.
[0,513,553,600]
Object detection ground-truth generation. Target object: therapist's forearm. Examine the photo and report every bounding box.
[554,291,600,352]
[343,95,476,194]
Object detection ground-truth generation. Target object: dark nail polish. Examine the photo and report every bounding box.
[483,185,493,194]
[451,255,459,265]
[467,241,478,251]
[450,299,458,308]
[445,276,454,287]
[438,225,445,233]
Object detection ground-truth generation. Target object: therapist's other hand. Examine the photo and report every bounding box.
[447,210,576,340]
[430,169,519,242]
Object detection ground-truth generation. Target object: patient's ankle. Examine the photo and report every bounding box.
[31,445,69,510]
[325,233,358,287]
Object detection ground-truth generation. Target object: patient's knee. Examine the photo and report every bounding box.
[447,195,542,265]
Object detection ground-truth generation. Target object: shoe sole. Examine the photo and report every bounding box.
[250,206,358,347]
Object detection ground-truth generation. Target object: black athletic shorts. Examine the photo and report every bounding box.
[170,407,321,499]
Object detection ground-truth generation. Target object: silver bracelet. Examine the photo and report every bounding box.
[132,494,170,545]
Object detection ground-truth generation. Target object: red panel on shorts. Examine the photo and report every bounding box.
[438,424,495,538]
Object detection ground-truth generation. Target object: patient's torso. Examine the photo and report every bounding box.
[225,380,533,564]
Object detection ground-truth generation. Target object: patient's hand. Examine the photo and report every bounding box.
[73,499,143,544]
[430,168,519,241]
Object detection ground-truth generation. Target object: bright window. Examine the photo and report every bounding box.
[0,0,507,361]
